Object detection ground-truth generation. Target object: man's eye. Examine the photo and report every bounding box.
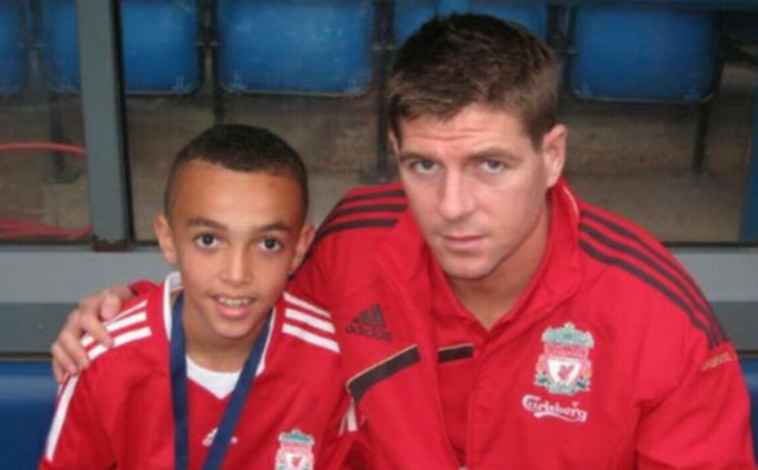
[482,160,505,174]
[260,238,282,252]
[412,160,438,174]
[195,234,218,249]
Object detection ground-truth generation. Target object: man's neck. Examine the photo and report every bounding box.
[448,207,550,330]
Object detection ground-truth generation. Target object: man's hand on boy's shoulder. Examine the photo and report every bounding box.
[51,284,135,383]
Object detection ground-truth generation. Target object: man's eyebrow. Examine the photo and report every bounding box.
[468,145,516,158]
[468,148,519,162]
[398,148,519,162]
[397,150,432,162]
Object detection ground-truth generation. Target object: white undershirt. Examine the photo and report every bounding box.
[186,355,241,400]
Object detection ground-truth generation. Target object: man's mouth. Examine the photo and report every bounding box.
[440,234,485,251]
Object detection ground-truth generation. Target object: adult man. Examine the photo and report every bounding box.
[53,14,755,469]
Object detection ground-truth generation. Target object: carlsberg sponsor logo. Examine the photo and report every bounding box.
[522,394,588,423]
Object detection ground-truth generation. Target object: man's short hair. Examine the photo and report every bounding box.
[388,13,560,147]
[164,124,308,218]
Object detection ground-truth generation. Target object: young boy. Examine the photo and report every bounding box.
[40,125,354,470]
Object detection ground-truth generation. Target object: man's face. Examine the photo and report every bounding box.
[155,161,313,346]
[393,104,566,284]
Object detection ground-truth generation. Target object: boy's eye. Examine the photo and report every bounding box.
[260,238,282,251]
[195,234,218,249]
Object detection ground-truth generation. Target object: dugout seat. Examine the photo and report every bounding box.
[569,5,718,103]
[0,0,25,97]
[741,358,758,462]
[216,0,374,95]
[394,0,548,44]
[0,361,57,469]
[567,4,719,172]
[38,0,201,95]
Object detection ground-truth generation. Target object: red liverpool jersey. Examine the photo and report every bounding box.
[292,180,756,469]
[40,273,354,470]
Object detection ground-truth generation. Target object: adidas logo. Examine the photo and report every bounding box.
[345,304,392,341]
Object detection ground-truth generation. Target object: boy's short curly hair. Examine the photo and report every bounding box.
[165,125,307,218]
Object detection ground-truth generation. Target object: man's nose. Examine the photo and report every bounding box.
[438,170,474,221]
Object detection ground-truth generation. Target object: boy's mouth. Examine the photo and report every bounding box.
[215,296,253,308]
[213,296,256,319]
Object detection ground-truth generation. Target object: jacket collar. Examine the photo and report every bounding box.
[375,178,583,328]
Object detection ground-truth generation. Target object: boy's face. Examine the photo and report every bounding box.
[155,160,313,347]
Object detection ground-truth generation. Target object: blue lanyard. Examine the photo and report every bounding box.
[170,293,271,470]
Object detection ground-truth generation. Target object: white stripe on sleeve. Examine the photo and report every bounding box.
[282,323,340,353]
[284,308,335,334]
[283,292,331,318]
[82,311,147,348]
[87,326,152,361]
[44,374,81,461]
[339,400,359,435]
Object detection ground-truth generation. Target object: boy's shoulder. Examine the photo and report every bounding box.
[262,291,345,392]
[80,289,168,375]
[275,291,341,358]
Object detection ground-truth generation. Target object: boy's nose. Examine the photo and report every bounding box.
[222,248,252,284]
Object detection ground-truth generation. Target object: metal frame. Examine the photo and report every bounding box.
[76,0,132,247]
[1,247,757,353]
[362,0,397,183]
[0,248,170,353]
[742,76,758,239]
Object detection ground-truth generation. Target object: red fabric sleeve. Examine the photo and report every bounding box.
[636,342,756,469]
[338,424,400,470]
[129,280,159,297]
[290,231,338,312]
[38,371,113,469]
[320,399,361,470]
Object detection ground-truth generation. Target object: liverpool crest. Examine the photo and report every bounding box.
[275,429,315,470]
[535,323,594,396]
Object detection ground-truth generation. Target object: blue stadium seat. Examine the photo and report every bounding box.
[39,0,200,95]
[741,358,758,462]
[216,0,374,95]
[570,5,718,103]
[0,0,24,96]
[0,361,57,470]
[394,0,548,44]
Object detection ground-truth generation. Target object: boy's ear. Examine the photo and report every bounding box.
[154,214,178,266]
[291,222,315,272]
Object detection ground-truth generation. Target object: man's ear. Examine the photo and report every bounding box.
[153,214,178,266]
[291,222,316,272]
[540,124,568,188]
[389,130,401,160]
